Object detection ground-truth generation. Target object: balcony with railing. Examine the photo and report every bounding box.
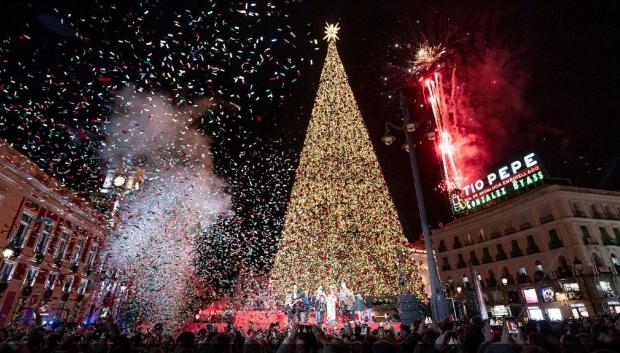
[596,266,612,274]
[490,230,502,239]
[520,222,532,231]
[504,226,517,235]
[539,214,554,224]
[573,210,587,217]
[606,212,620,220]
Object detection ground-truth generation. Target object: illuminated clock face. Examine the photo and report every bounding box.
[113,175,126,187]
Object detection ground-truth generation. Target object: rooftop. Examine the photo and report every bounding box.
[0,138,106,228]
[434,183,620,233]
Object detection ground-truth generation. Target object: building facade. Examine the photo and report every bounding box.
[432,184,620,322]
[0,139,109,326]
[408,240,432,300]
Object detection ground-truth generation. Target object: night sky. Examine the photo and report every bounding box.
[1,0,619,242]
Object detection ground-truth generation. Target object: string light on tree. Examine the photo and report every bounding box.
[271,23,425,298]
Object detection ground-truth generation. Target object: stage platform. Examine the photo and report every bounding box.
[183,310,401,333]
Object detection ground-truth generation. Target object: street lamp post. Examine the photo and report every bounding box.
[382,92,450,322]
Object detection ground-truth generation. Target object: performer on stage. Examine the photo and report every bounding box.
[366,297,374,323]
[284,293,294,323]
[339,281,355,321]
[326,286,337,324]
[354,293,366,323]
[314,286,326,324]
[301,291,311,322]
[286,285,302,323]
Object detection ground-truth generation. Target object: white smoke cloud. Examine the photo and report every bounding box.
[103,87,230,322]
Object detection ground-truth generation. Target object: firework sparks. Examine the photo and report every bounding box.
[423,71,463,192]
[412,43,446,75]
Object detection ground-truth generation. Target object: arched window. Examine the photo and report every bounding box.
[438,240,447,252]
[453,236,462,249]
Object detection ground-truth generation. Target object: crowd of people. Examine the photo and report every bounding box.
[284,282,374,325]
[1,314,620,353]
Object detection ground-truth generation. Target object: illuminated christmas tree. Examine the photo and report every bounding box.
[271,24,424,298]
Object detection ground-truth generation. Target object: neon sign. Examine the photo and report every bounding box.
[451,153,545,214]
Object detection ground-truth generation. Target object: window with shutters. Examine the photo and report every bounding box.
[54,230,70,260]
[62,276,74,292]
[77,279,88,295]
[580,225,598,245]
[85,243,98,268]
[71,238,84,264]
[548,229,563,249]
[538,205,554,224]
[441,257,451,271]
[453,236,462,249]
[45,273,58,290]
[24,266,39,287]
[600,227,616,245]
[11,212,35,247]
[0,261,16,282]
[34,222,54,254]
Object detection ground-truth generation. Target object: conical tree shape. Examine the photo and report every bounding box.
[272,34,424,297]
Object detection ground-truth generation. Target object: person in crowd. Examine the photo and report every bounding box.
[2,304,619,353]
[462,317,484,353]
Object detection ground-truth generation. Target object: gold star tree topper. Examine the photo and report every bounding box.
[323,22,340,42]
